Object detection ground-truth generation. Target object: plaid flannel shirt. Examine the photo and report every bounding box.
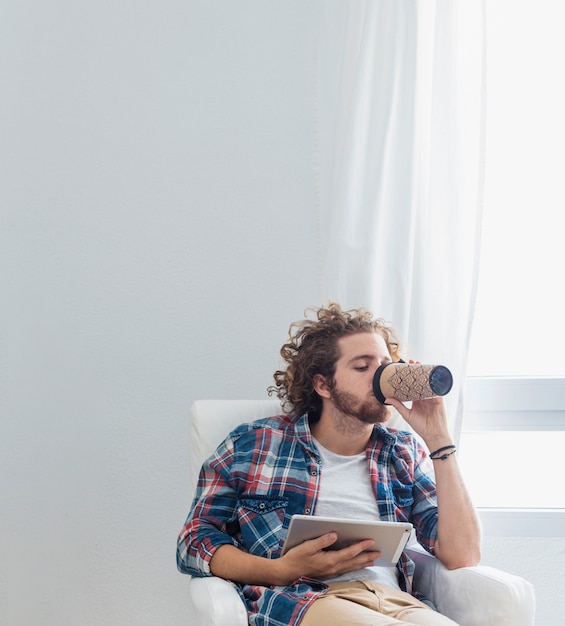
[177,413,439,626]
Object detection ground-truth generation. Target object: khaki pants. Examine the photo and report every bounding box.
[300,581,459,626]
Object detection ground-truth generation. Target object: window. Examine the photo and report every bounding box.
[459,378,565,510]
[466,0,565,378]
[460,0,565,518]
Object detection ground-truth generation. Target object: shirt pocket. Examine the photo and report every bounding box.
[391,482,414,515]
[237,496,289,556]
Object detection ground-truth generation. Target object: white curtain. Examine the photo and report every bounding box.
[315,0,486,440]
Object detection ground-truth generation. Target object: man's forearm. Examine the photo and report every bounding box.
[432,449,481,569]
[210,544,288,586]
[388,396,482,570]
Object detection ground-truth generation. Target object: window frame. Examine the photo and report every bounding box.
[464,376,565,431]
[462,376,565,536]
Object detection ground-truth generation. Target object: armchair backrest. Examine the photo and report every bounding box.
[185,400,537,626]
[188,399,283,497]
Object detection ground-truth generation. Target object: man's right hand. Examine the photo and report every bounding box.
[274,532,381,585]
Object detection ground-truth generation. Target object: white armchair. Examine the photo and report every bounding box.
[183,400,536,626]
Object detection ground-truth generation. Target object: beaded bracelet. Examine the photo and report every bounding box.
[429,444,457,461]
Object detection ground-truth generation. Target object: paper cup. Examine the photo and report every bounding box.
[372,362,453,404]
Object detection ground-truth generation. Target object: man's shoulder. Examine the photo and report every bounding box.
[375,425,423,451]
[388,426,417,442]
[229,412,303,440]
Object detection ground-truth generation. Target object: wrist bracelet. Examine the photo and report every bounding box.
[429,444,456,461]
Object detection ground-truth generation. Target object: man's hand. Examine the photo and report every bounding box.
[274,532,380,585]
[386,394,452,452]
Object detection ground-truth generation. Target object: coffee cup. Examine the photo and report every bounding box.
[372,361,453,404]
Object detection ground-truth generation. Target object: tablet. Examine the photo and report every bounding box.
[281,515,413,566]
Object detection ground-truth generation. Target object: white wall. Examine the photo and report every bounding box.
[1,2,559,625]
[1,2,321,625]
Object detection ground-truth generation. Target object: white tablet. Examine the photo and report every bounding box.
[281,515,413,566]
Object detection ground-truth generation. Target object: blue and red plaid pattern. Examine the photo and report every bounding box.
[177,413,439,626]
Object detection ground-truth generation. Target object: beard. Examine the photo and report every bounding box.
[330,385,391,425]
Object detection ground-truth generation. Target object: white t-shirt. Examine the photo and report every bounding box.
[312,437,401,589]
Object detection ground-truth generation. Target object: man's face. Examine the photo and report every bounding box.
[329,332,393,425]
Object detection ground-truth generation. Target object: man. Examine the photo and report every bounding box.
[177,303,481,625]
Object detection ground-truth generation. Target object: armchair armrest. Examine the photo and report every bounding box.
[187,575,248,626]
[406,545,535,626]
[185,551,536,626]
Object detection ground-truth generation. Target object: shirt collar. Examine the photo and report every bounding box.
[293,413,397,451]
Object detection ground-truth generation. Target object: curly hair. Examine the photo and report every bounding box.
[268,302,402,417]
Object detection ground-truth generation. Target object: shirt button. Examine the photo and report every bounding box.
[305,508,311,514]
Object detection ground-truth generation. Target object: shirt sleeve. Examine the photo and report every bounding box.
[176,433,241,577]
[409,439,439,555]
